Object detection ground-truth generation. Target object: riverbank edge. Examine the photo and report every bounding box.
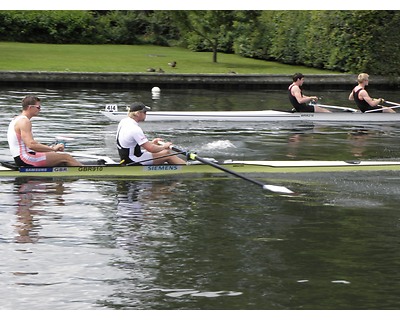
[1,71,399,90]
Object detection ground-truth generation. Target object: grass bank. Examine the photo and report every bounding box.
[0,42,339,75]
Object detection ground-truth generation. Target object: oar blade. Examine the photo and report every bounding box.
[263,184,294,194]
[171,145,295,194]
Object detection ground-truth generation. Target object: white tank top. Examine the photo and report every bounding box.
[7,115,29,158]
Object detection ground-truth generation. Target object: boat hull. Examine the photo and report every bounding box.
[100,110,400,123]
[2,160,400,178]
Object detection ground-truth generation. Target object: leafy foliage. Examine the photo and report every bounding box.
[0,11,100,44]
[170,11,238,62]
[0,10,399,75]
[244,10,400,75]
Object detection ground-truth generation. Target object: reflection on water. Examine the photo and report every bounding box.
[1,87,400,310]
[13,178,66,244]
[347,130,372,157]
[0,169,399,309]
[113,179,180,249]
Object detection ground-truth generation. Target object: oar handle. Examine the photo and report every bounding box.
[171,146,294,194]
[312,103,359,113]
[385,101,400,107]
[61,152,117,164]
[365,103,400,113]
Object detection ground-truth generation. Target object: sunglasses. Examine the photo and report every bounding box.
[29,105,41,110]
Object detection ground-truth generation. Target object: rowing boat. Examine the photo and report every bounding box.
[100,108,400,123]
[2,159,400,178]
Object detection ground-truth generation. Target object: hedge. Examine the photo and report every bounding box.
[1,10,399,75]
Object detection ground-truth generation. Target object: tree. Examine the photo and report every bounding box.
[171,11,237,63]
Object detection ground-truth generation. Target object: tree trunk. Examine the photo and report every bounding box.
[212,40,218,63]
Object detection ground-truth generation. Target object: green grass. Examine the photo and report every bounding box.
[0,42,340,74]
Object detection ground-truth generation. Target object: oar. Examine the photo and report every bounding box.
[311,103,359,113]
[385,101,400,106]
[61,152,117,164]
[365,101,400,113]
[171,146,294,194]
[54,135,118,164]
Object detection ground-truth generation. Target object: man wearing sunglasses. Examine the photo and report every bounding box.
[7,95,82,167]
[116,101,186,165]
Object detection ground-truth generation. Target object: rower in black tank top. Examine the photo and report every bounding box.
[353,88,382,113]
[288,84,314,112]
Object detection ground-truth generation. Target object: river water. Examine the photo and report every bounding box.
[0,86,400,311]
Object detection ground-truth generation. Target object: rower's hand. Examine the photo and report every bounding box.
[162,142,173,149]
[53,143,65,152]
[153,138,172,149]
[153,138,164,145]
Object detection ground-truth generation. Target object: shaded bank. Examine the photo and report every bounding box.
[1,71,399,90]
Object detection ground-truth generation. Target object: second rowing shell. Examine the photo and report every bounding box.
[100,110,400,123]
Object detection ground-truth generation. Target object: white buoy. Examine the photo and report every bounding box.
[151,86,161,100]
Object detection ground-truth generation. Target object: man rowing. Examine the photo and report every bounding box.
[116,102,186,165]
[349,73,395,113]
[288,73,330,113]
[7,95,82,167]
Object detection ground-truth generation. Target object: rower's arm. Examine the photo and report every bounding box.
[360,90,382,107]
[141,140,172,153]
[292,86,317,104]
[19,118,59,152]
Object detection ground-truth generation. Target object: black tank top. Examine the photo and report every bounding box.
[288,84,314,112]
[353,88,378,113]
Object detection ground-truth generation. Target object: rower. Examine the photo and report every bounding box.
[116,102,186,165]
[7,95,82,167]
[349,73,395,113]
[288,73,330,113]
